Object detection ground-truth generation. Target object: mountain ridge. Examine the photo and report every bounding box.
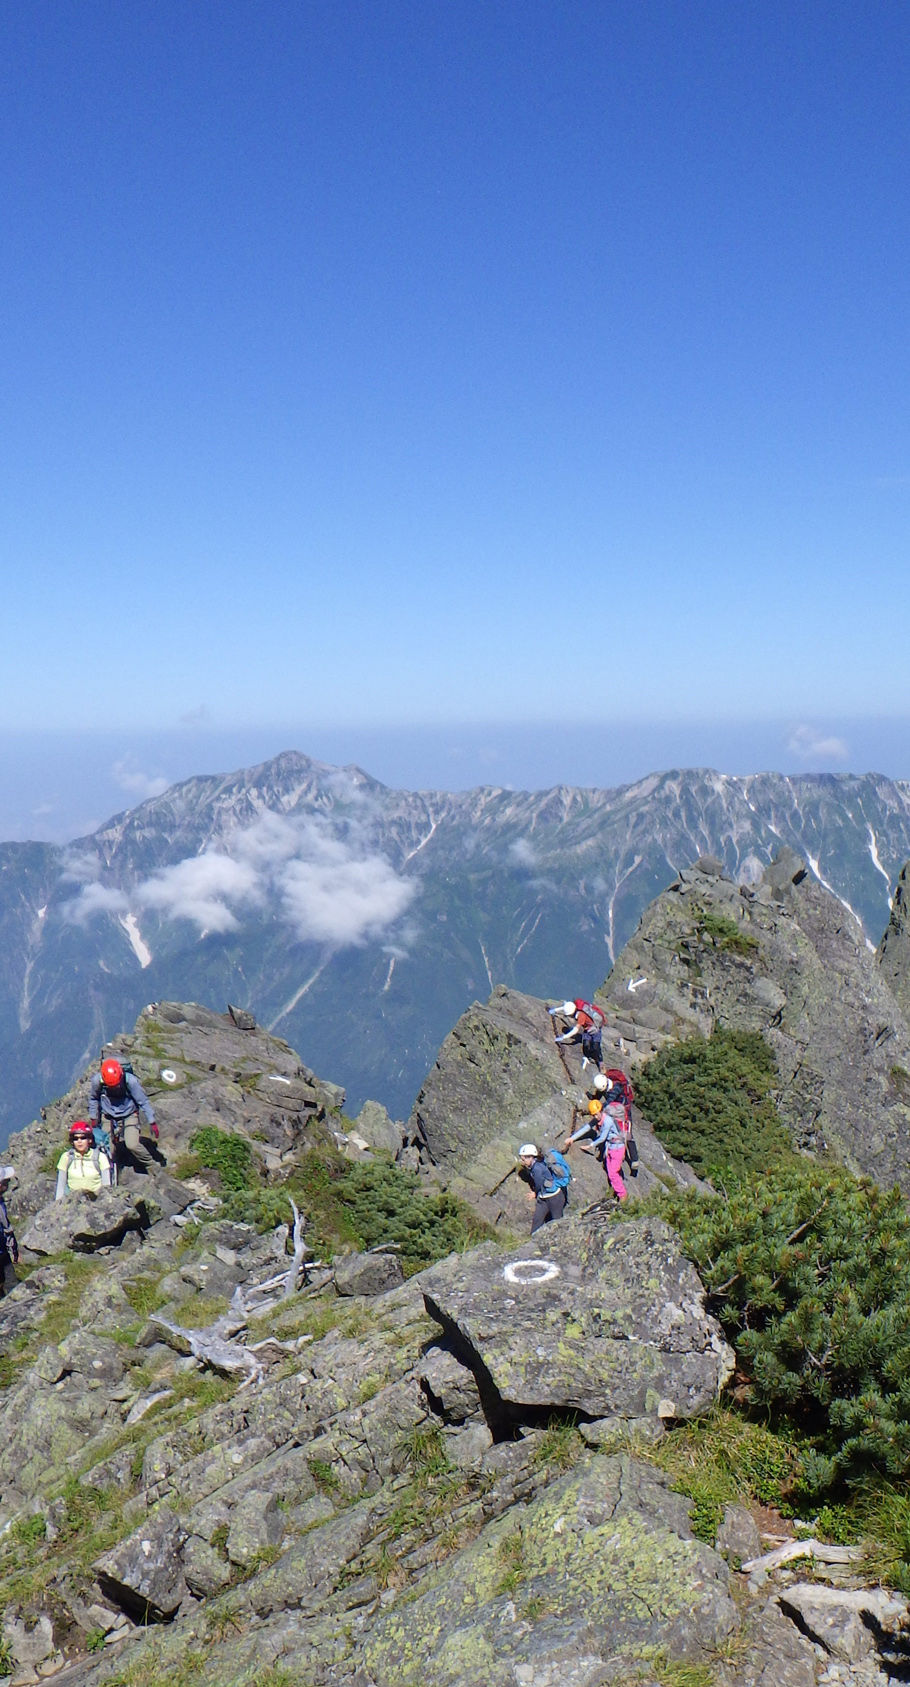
[2,751,910,1142]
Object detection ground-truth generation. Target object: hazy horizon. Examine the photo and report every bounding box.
[2,716,910,845]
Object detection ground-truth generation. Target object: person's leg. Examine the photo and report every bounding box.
[122,1120,153,1170]
[605,1146,627,1200]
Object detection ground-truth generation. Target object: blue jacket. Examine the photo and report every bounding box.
[89,1071,156,1128]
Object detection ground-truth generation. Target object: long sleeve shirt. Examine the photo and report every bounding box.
[89,1071,156,1128]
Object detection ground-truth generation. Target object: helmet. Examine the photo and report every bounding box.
[587,1098,603,1116]
[592,1074,609,1093]
[562,1001,575,1016]
[101,1058,123,1088]
[69,1120,93,1140]
[518,1143,538,1159]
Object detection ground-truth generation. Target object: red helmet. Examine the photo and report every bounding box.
[101,1058,123,1088]
[69,1120,93,1140]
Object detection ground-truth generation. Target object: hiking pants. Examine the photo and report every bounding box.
[530,1189,567,1233]
[581,1029,602,1066]
[604,1146,627,1201]
[117,1117,153,1172]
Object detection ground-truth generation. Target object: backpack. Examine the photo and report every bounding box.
[63,1147,105,1179]
[542,1150,572,1192]
[575,1000,606,1030]
[604,1068,634,1107]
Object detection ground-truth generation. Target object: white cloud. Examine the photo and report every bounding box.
[113,760,170,802]
[61,811,417,946]
[509,838,537,867]
[60,850,102,884]
[280,848,415,944]
[786,725,849,762]
[135,853,263,933]
[64,882,129,924]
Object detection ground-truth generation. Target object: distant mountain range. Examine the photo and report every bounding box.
[1,750,909,1143]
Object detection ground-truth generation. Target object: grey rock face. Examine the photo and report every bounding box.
[421,1215,734,1431]
[362,1452,738,1687]
[20,1189,149,1256]
[334,1250,405,1297]
[878,859,910,1021]
[598,855,910,1193]
[407,984,702,1231]
[351,1099,405,1155]
[94,1506,189,1620]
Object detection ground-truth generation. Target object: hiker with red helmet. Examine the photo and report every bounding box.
[89,1057,158,1174]
[55,1122,113,1200]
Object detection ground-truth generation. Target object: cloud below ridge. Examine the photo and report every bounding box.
[62,811,417,946]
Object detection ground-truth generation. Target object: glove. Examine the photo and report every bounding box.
[150,1121,160,1140]
[555,1033,572,1044]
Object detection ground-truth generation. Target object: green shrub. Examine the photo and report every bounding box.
[188,1127,253,1192]
[693,909,759,955]
[656,1162,910,1498]
[635,1025,793,1182]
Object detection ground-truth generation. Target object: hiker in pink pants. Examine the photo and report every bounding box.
[588,1100,628,1201]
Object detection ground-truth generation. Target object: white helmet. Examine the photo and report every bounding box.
[519,1143,538,1159]
[592,1073,608,1093]
[561,1000,575,1016]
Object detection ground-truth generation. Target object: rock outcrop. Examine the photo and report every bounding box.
[0,974,904,1685]
[596,852,910,1193]
[406,984,702,1227]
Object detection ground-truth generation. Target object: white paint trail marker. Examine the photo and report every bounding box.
[503,1260,560,1286]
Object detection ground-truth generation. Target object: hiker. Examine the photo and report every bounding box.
[55,1122,113,1200]
[0,1168,19,1296]
[88,1058,159,1174]
[517,1142,570,1233]
[549,999,606,1069]
[577,1100,627,1201]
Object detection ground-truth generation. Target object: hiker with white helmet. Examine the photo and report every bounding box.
[548,998,606,1069]
[0,1168,19,1296]
[517,1142,571,1234]
[55,1122,113,1200]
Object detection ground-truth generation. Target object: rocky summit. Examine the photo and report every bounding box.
[1,853,910,1685]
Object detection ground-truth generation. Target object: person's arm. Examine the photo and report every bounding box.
[555,1025,581,1044]
[126,1074,157,1130]
[88,1073,101,1126]
[99,1154,112,1189]
[564,1121,593,1146]
[55,1160,68,1202]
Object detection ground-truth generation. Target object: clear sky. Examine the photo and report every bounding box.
[2,0,909,832]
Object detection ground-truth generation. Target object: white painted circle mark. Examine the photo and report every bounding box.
[160,1069,177,1085]
[503,1260,560,1286]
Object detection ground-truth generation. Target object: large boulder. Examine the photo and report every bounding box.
[94,1506,189,1621]
[420,1214,734,1433]
[20,1189,150,1256]
[362,1452,738,1687]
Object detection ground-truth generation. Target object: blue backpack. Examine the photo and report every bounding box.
[542,1150,572,1193]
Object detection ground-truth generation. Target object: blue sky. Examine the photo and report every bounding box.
[2,0,909,835]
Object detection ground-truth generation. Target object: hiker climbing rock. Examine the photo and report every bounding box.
[0,1167,19,1295]
[55,1122,113,1200]
[548,998,606,1069]
[517,1142,571,1233]
[584,1067,639,1175]
[89,1057,159,1174]
[568,1100,627,1201]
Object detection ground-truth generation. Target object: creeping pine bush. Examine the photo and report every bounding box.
[188,1126,253,1192]
[657,1163,910,1498]
[634,1025,793,1182]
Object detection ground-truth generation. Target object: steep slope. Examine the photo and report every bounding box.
[597,851,910,1192]
[0,1001,799,1687]
[3,750,910,1140]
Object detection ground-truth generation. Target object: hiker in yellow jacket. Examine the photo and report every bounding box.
[55,1122,113,1200]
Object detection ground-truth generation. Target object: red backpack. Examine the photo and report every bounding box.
[574,999,606,1029]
